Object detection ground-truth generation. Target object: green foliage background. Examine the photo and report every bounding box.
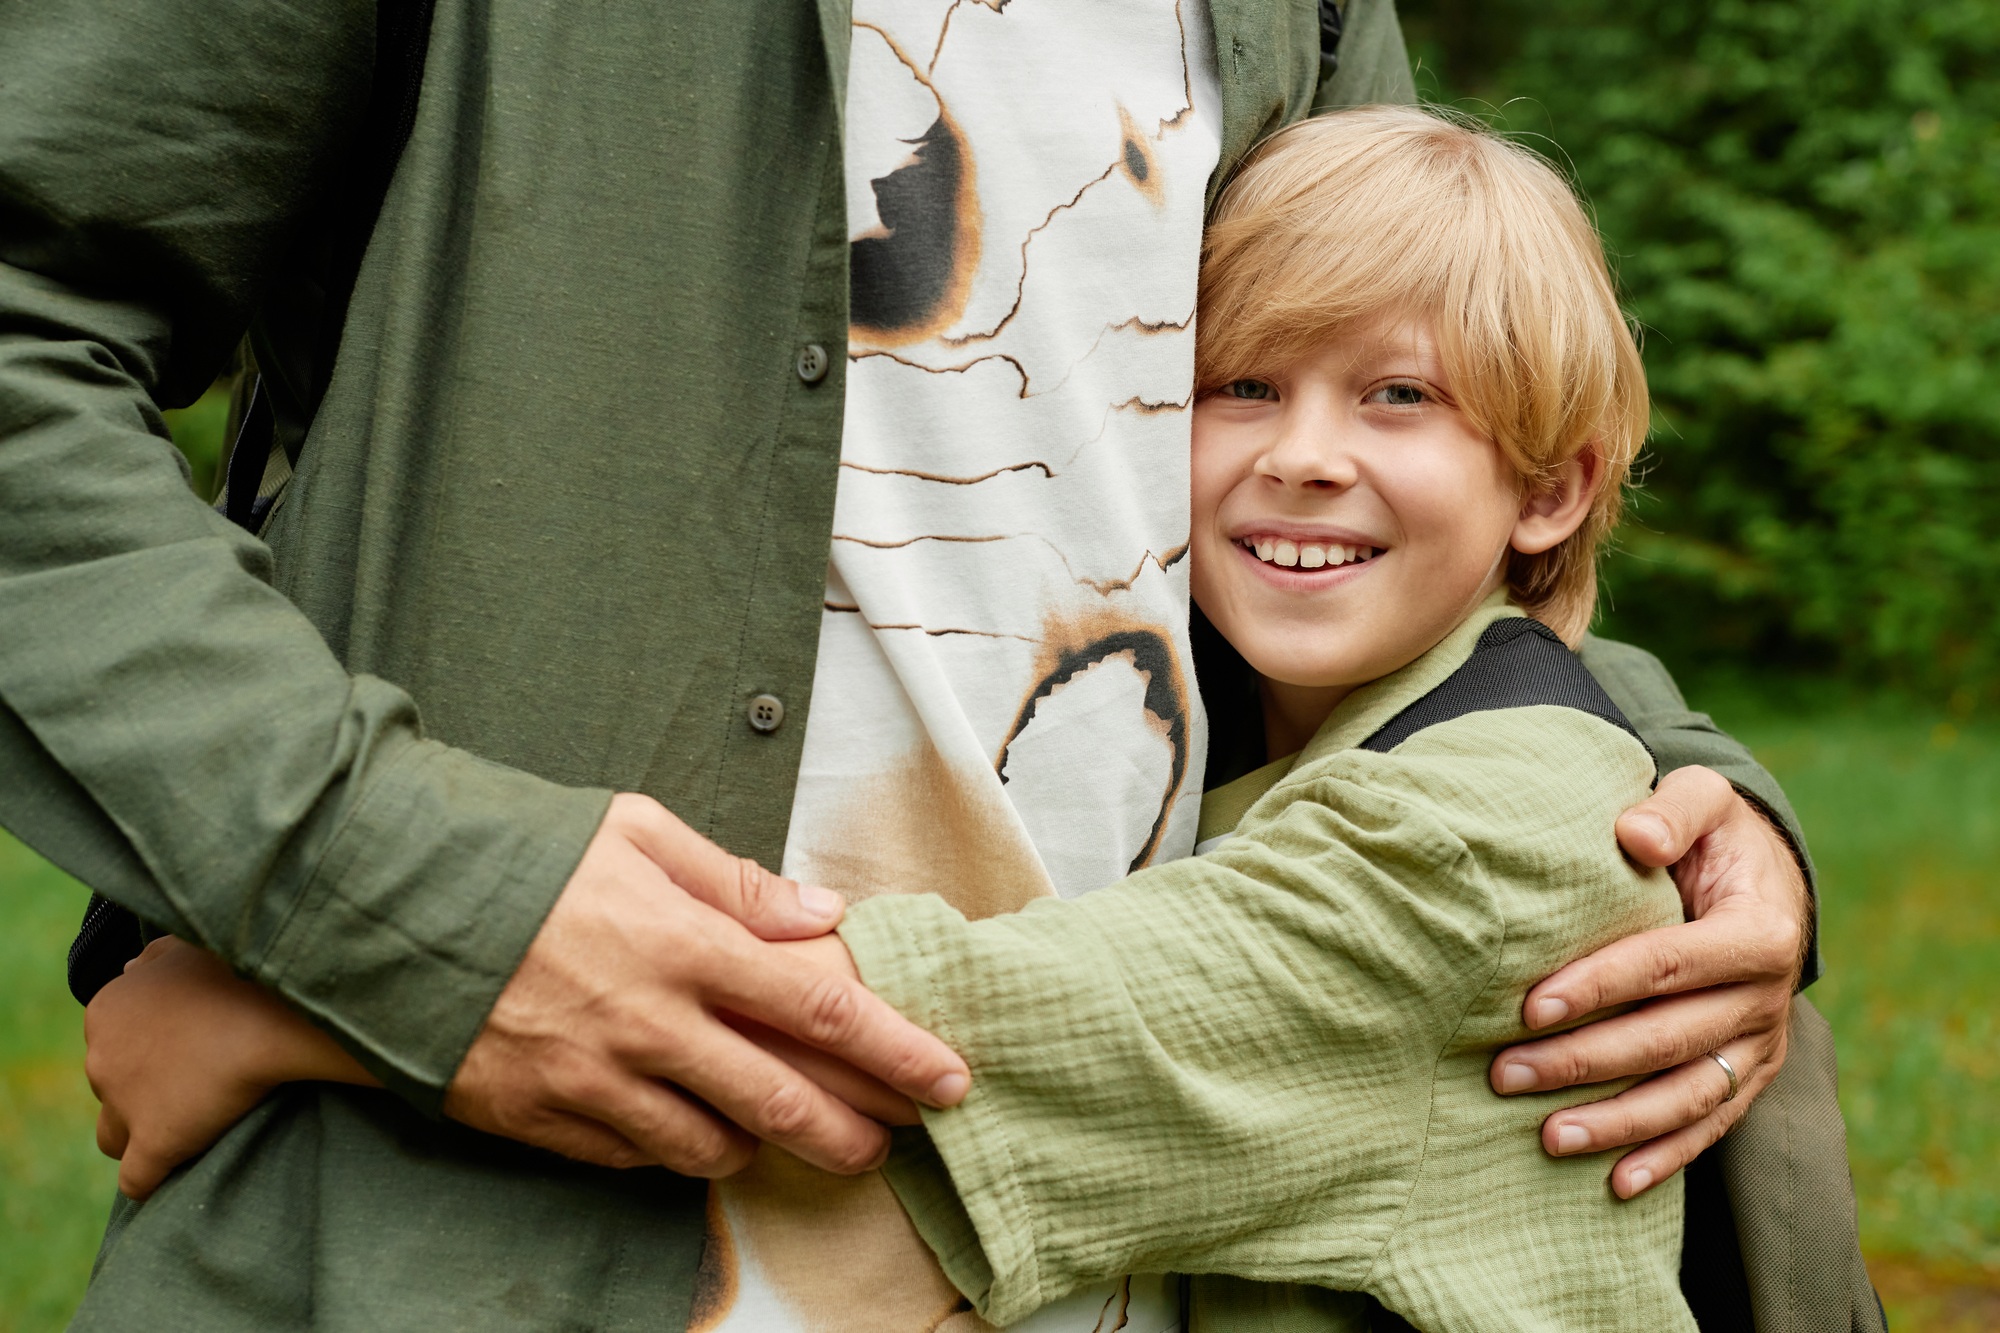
[1401,0,2000,699]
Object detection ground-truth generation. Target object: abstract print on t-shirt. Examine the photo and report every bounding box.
[694,3,1221,1330]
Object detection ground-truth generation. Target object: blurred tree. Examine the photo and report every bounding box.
[1401,0,2000,701]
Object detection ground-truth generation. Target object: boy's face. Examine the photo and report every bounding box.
[1191,319,1532,710]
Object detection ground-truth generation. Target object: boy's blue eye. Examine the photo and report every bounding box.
[1227,379,1274,400]
[1376,383,1427,406]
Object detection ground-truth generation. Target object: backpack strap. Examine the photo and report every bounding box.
[1359,617,1658,781]
[219,0,439,532]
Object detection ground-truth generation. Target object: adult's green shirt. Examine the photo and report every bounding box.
[0,0,1806,1326]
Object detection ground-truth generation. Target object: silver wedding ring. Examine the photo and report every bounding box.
[1708,1051,1741,1103]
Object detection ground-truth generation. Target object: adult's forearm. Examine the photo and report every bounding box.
[0,0,607,1108]
[1578,634,1820,983]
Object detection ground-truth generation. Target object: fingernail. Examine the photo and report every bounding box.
[1623,1167,1654,1197]
[798,884,845,921]
[928,1071,969,1106]
[1629,813,1670,848]
[1529,997,1570,1029]
[1554,1123,1590,1155]
[1498,1061,1537,1093]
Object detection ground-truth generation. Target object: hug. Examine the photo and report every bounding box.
[0,0,1876,1329]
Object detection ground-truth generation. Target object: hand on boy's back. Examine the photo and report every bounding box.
[1488,766,1809,1198]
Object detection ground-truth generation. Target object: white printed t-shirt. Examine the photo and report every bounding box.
[695,3,1222,1330]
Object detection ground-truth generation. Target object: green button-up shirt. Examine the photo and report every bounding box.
[0,0,1807,1326]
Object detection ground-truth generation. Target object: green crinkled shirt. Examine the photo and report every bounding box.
[840,605,1699,1331]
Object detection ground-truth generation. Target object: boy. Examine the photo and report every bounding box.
[91,106,1694,1329]
[810,104,1695,1330]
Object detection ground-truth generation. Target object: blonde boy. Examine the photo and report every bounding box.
[819,105,1698,1330]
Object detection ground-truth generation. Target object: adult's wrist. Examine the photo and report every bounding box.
[255,735,611,1113]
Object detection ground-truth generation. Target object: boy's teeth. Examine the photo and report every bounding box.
[1244,537,1382,568]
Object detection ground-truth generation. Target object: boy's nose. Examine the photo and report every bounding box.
[1257,410,1360,492]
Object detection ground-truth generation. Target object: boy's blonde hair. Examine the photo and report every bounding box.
[1199,105,1647,644]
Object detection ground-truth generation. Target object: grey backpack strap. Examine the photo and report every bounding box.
[1359,616,1657,780]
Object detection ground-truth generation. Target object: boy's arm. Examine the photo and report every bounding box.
[1483,635,1815,1205]
[838,750,1522,1325]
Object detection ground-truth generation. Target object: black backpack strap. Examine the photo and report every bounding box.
[217,0,439,535]
[74,0,439,1010]
[1359,617,1657,781]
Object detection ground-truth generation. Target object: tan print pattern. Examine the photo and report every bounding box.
[695,1,1220,1328]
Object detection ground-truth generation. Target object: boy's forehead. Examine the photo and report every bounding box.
[1271,314,1443,376]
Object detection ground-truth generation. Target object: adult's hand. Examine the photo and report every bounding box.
[444,793,969,1178]
[1489,766,1808,1198]
[88,936,375,1201]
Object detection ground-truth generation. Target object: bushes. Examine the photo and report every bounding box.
[1402,0,2000,698]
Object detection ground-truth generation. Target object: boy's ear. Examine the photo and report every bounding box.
[1511,447,1601,555]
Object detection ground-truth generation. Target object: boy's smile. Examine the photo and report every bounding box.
[1191,319,1593,757]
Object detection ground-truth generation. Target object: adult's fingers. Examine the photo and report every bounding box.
[1492,982,1777,1094]
[1536,1033,1763,1159]
[622,1008,895,1175]
[532,1096,712,1168]
[1513,914,1791,1036]
[451,1064,759,1178]
[705,938,969,1110]
[116,1139,179,1202]
[1605,1036,1780,1199]
[728,1016,922,1126]
[1614,765,1741,868]
[95,1104,129,1161]
[613,794,847,941]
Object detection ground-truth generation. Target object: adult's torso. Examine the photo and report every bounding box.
[262,0,1321,874]
[76,1,1326,1329]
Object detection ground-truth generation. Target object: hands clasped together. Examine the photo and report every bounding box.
[88,769,1806,1204]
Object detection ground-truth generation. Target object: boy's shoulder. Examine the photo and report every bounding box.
[1249,615,1658,837]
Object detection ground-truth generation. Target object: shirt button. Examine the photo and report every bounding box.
[795,343,830,384]
[747,693,786,733]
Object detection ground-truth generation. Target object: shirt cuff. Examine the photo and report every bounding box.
[256,734,609,1112]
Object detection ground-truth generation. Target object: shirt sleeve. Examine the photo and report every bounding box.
[838,756,1505,1326]
[0,0,609,1109]
[1578,634,1821,985]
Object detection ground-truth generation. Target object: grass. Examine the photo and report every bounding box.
[0,698,1995,1328]
[0,839,116,1333]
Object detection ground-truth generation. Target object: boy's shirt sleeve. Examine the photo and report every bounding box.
[1578,634,1820,984]
[839,750,1506,1325]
